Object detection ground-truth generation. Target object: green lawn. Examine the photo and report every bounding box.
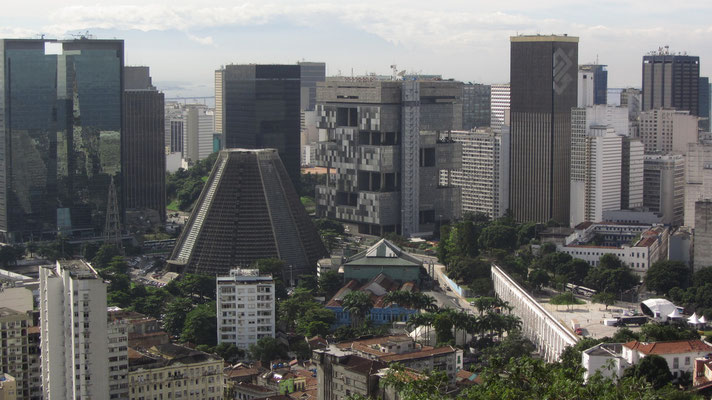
[167,200,180,211]
[301,196,316,214]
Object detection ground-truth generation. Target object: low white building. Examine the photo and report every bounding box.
[584,339,712,381]
[557,222,669,275]
[216,268,275,349]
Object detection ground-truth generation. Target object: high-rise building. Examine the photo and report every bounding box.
[219,64,301,185]
[0,299,41,400]
[570,106,628,226]
[700,77,710,132]
[122,66,166,222]
[168,149,327,280]
[314,79,463,236]
[0,39,123,242]
[165,102,184,153]
[107,314,128,399]
[216,269,275,349]
[643,154,685,225]
[638,109,698,154]
[462,83,491,130]
[298,62,326,112]
[694,200,712,271]
[642,51,700,115]
[490,83,510,131]
[40,260,110,399]
[684,141,712,227]
[214,69,224,136]
[578,64,608,107]
[183,105,215,164]
[621,137,645,210]
[510,35,578,223]
[444,128,509,218]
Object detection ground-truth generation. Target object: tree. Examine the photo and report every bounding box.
[591,292,617,310]
[342,290,373,327]
[478,224,517,251]
[528,269,550,292]
[0,245,18,267]
[623,354,673,390]
[612,328,640,343]
[645,260,692,295]
[693,267,712,287]
[584,254,638,294]
[212,343,244,364]
[318,270,343,299]
[163,298,194,336]
[177,274,216,302]
[297,274,319,295]
[249,337,288,365]
[564,259,590,285]
[380,363,450,400]
[25,241,38,258]
[549,292,581,311]
[92,244,120,269]
[181,302,217,346]
[639,323,700,342]
[253,258,288,298]
[482,330,535,362]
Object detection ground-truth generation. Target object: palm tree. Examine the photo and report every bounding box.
[342,290,374,328]
[407,312,437,345]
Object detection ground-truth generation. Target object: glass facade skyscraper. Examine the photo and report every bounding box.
[0,39,123,242]
[222,64,301,185]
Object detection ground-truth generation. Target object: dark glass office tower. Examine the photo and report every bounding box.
[462,83,491,130]
[642,52,699,115]
[298,61,325,111]
[700,77,710,132]
[509,35,578,224]
[223,64,301,185]
[123,66,165,223]
[0,39,123,242]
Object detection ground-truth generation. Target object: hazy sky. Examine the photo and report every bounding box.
[2,0,711,98]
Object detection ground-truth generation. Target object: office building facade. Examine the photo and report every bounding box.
[0,39,124,242]
[462,83,491,130]
[700,77,710,132]
[0,305,41,400]
[578,64,608,107]
[490,83,510,131]
[643,154,685,225]
[314,79,462,237]
[621,137,645,210]
[122,66,165,222]
[299,62,326,111]
[220,64,301,185]
[638,108,698,155]
[510,35,578,223]
[684,142,712,227]
[183,105,215,164]
[216,269,275,349]
[40,260,110,399]
[165,102,184,152]
[570,106,629,226]
[444,128,509,218]
[642,51,700,115]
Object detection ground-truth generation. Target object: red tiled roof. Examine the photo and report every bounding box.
[379,346,456,362]
[623,340,712,355]
[634,237,657,247]
[225,367,260,379]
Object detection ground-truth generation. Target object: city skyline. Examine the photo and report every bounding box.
[2,0,711,98]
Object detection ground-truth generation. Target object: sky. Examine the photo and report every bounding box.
[2,0,711,98]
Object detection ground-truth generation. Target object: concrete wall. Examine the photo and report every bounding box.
[491,264,579,362]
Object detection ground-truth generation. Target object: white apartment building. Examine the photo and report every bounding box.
[183,104,215,165]
[40,260,109,400]
[685,141,712,227]
[490,84,510,131]
[443,128,509,218]
[570,106,631,227]
[216,269,275,349]
[638,109,698,155]
[107,309,129,399]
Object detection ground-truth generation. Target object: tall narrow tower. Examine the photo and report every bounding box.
[104,176,123,251]
[509,34,578,223]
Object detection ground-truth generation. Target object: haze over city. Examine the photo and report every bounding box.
[2,0,711,97]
